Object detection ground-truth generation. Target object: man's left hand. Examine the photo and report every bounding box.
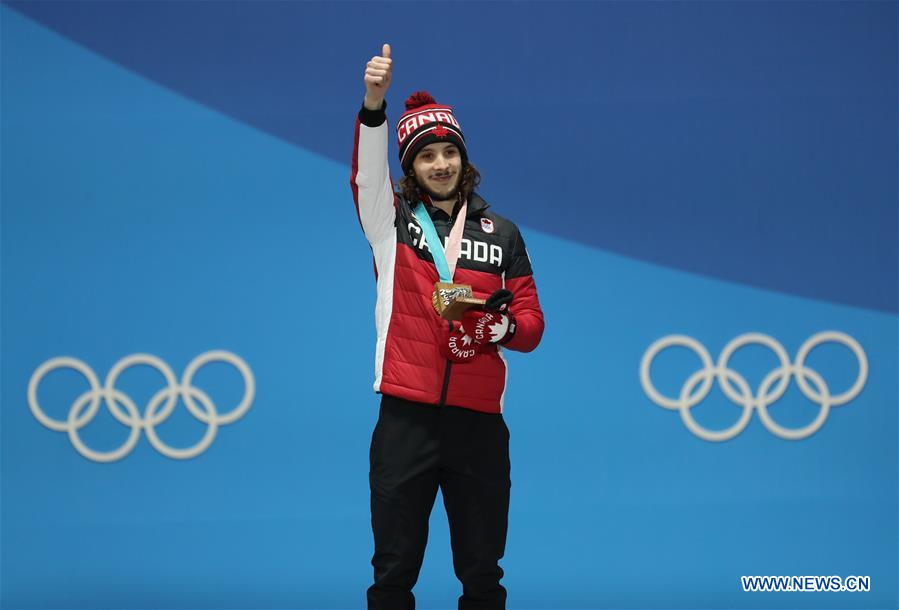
[460,289,517,346]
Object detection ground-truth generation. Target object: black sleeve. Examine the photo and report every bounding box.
[358,99,387,128]
[506,225,534,279]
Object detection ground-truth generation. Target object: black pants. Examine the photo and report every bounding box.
[367,394,511,610]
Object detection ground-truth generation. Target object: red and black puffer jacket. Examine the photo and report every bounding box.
[350,102,544,414]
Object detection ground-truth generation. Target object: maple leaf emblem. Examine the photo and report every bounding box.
[433,124,449,138]
[487,318,509,342]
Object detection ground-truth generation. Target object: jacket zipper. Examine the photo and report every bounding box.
[438,320,453,406]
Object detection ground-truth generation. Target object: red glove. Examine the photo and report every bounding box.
[461,289,517,346]
[440,323,481,363]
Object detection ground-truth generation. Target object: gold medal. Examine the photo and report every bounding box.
[432,282,486,320]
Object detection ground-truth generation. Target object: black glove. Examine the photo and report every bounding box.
[484,288,514,314]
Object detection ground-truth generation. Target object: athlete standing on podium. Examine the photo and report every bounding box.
[350,43,545,610]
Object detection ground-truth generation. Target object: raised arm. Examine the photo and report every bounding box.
[350,43,396,245]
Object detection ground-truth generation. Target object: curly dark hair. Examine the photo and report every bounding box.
[398,162,481,205]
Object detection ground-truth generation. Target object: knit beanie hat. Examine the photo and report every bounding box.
[396,91,468,174]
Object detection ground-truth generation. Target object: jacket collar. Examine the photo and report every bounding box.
[420,192,490,219]
[467,192,490,216]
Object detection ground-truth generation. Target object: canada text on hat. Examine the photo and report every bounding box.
[397,109,462,141]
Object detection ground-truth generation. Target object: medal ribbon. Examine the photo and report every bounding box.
[413,199,468,282]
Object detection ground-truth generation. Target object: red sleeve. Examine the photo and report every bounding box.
[501,227,544,353]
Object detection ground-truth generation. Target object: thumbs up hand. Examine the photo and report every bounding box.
[364,43,392,110]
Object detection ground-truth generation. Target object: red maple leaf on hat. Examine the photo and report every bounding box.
[433,124,449,138]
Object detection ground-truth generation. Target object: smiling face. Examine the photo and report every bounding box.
[411,142,464,204]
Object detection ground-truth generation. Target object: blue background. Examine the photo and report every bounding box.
[1,2,896,609]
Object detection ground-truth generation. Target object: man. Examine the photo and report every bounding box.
[350,43,545,610]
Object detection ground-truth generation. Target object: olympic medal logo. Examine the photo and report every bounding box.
[639,332,867,442]
[28,351,255,462]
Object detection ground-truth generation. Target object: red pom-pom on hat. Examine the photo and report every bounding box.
[405,91,437,110]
